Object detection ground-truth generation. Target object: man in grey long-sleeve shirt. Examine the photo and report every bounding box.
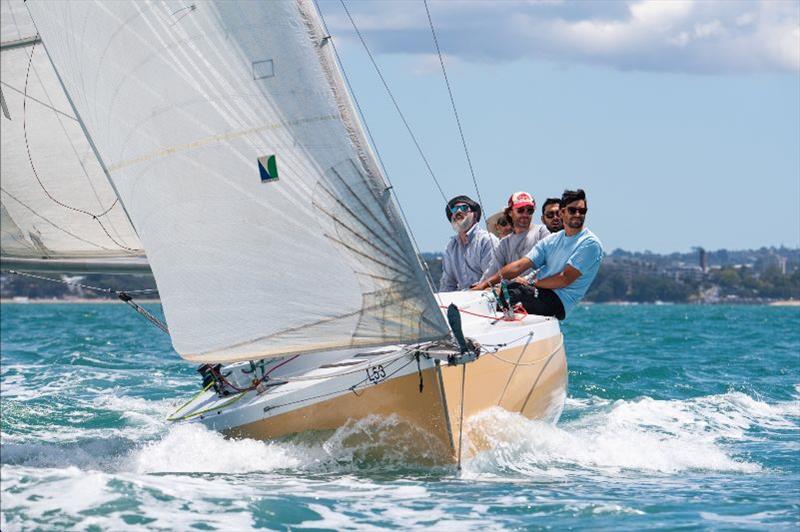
[439,195,498,292]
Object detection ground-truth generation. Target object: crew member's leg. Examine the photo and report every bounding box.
[504,282,565,320]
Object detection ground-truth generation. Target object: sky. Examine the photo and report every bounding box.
[315,0,800,254]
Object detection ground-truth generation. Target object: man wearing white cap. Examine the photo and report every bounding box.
[471,191,550,290]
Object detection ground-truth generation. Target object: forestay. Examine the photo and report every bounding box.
[27,0,449,362]
[0,0,144,265]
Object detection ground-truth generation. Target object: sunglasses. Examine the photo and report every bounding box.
[497,219,510,227]
[566,206,588,215]
[544,211,559,219]
[515,207,535,215]
[450,204,470,214]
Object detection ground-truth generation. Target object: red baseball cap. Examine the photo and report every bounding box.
[508,191,535,209]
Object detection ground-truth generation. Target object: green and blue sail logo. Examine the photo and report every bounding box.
[258,155,279,182]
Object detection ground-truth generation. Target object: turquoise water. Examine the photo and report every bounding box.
[1,303,798,530]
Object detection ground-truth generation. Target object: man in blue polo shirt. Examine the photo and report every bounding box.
[491,189,603,319]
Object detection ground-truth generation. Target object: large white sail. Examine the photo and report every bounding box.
[0,0,144,267]
[26,0,449,362]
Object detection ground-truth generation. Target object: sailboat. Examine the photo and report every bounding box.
[2,0,567,464]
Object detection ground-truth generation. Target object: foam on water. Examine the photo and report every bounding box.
[132,424,303,474]
[463,390,799,477]
[4,388,795,478]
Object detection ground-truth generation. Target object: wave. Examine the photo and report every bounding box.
[464,390,799,477]
[2,390,796,478]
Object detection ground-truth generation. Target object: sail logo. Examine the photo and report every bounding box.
[258,155,279,182]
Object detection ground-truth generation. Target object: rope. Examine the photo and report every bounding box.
[338,0,447,203]
[423,0,485,222]
[487,336,564,367]
[496,332,533,406]
[167,386,250,422]
[168,349,426,422]
[7,269,167,334]
[438,304,526,322]
[278,348,412,382]
[263,356,418,414]
[166,381,214,420]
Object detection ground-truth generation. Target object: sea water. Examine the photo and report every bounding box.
[1,303,798,530]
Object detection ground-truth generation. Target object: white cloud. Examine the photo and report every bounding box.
[320,0,800,74]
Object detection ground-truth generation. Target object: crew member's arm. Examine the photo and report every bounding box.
[533,241,601,290]
[493,257,535,284]
[470,240,507,290]
[533,264,582,289]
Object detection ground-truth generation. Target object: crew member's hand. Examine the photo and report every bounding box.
[514,276,529,286]
[470,281,489,291]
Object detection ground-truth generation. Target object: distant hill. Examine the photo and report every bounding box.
[2,246,798,303]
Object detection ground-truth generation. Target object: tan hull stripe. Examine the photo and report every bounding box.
[228,368,455,459]
[227,334,567,463]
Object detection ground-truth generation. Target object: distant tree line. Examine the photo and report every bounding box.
[2,247,799,303]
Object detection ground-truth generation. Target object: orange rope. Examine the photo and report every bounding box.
[439,304,527,322]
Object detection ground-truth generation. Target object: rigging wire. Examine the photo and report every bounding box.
[6,269,157,295]
[21,43,138,253]
[6,269,168,334]
[423,0,485,217]
[337,0,448,203]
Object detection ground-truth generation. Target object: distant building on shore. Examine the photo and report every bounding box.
[757,252,787,275]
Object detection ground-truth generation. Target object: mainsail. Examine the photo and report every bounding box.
[26,0,449,362]
[0,0,145,271]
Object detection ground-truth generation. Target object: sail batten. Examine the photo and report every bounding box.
[26,0,448,362]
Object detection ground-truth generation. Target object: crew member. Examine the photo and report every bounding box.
[541,198,563,233]
[492,189,603,319]
[471,191,549,289]
[486,211,512,239]
[439,195,498,291]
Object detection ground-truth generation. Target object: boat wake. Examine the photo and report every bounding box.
[2,389,797,478]
[464,390,798,478]
[2,388,798,531]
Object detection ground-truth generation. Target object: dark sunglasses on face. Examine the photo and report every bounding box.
[566,206,588,215]
[450,204,470,214]
[497,219,510,227]
[544,211,559,219]
[516,207,535,215]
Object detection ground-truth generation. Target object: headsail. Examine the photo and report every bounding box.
[0,0,145,270]
[26,0,449,362]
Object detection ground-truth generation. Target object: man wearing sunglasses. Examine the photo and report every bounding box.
[541,198,563,233]
[470,191,550,290]
[440,195,499,292]
[490,189,603,319]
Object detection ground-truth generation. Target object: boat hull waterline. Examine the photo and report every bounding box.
[169,292,568,462]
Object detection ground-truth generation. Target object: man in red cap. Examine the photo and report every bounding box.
[471,191,550,290]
